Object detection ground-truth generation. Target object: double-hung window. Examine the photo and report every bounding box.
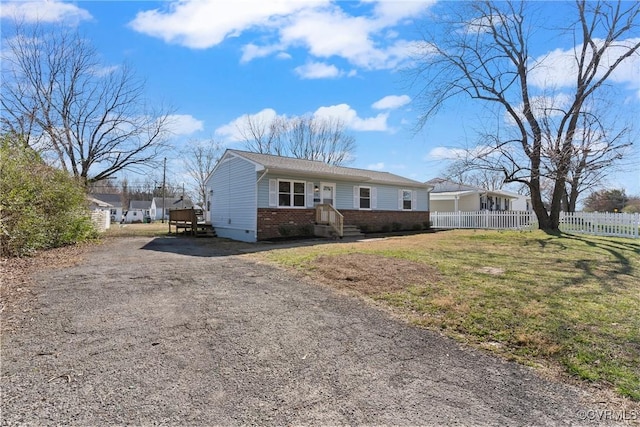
[359,187,371,209]
[278,180,306,207]
[402,190,412,210]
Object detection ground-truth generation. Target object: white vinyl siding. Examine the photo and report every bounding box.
[208,155,257,237]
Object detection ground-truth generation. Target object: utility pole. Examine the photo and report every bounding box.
[162,157,166,224]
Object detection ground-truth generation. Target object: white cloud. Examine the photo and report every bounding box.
[214,108,280,142]
[367,162,385,171]
[129,0,435,72]
[167,114,204,135]
[529,38,640,97]
[294,61,342,79]
[506,93,572,125]
[372,94,411,110]
[129,1,327,49]
[0,0,92,23]
[216,103,389,142]
[240,43,283,63]
[314,103,389,131]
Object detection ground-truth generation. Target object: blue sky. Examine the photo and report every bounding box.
[2,0,639,197]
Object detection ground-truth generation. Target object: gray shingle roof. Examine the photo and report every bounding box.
[152,197,194,208]
[425,178,489,193]
[229,150,429,187]
[129,200,152,210]
[91,193,123,207]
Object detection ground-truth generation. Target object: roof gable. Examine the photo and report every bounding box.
[226,149,429,188]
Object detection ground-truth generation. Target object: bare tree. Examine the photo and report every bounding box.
[237,114,286,156]
[181,138,223,206]
[410,1,639,230]
[238,114,355,166]
[1,22,173,186]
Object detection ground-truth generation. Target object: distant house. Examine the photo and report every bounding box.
[426,178,520,212]
[90,193,124,223]
[150,197,195,221]
[205,149,433,242]
[124,200,152,223]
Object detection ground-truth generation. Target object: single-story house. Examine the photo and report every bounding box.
[124,200,152,223]
[426,178,520,212]
[150,196,195,221]
[90,193,124,223]
[205,149,433,242]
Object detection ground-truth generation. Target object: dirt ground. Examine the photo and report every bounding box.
[1,236,636,425]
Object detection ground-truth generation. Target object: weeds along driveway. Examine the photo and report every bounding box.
[2,236,600,426]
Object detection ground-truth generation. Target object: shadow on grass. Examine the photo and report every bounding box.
[539,231,639,291]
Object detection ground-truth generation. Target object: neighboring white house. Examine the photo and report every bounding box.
[205,149,433,242]
[150,197,195,221]
[90,193,124,223]
[426,178,520,212]
[124,200,152,223]
[511,194,533,211]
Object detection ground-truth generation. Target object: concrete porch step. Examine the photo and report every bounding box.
[342,224,364,238]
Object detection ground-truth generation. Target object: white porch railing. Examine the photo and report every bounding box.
[430,211,639,239]
[316,204,344,237]
[430,211,536,230]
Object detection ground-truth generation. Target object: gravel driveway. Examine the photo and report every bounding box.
[0,236,618,425]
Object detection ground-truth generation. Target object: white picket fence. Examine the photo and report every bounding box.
[430,211,640,239]
[558,211,639,239]
[430,211,536,230]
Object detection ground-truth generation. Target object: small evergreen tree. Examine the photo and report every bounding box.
[0,135,96,257]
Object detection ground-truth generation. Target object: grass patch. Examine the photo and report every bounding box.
[103,222,171,238]
[258,229,640,400]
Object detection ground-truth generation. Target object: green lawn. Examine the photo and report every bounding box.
[259,230,640,400]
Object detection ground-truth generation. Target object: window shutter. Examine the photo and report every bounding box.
[371,187,377,209]
[353,186,359,208]
[398,189,403,210]
[412,191,417,210]
[306,182,314,207]
[269,179,277,207]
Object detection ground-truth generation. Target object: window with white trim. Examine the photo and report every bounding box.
[402,190,412,210]
[278,180,306,207]
[359,186,371,209]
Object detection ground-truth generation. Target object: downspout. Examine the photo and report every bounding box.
[255,169,269,241]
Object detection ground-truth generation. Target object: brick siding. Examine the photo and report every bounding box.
[257,208,430,240]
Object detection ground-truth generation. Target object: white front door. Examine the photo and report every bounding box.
[321,182,336,206]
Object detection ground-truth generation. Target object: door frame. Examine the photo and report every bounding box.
[320,182,336,207]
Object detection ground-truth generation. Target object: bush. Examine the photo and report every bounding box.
[412,223,423,231]
[0,137,96,257]
[392,222,402,231]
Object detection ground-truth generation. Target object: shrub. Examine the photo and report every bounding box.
[392,222,402,231]
[0,137,96,257]
[412,223,423,231]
